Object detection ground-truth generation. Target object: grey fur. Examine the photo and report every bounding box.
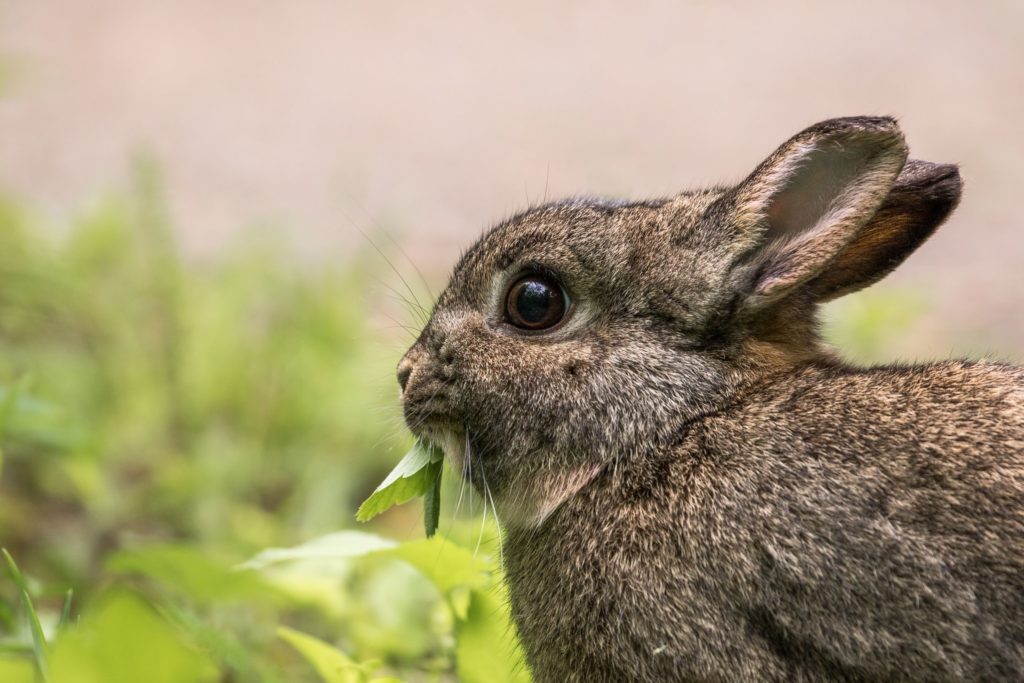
[397,116,1024,681]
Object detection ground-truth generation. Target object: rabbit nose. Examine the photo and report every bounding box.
[396,358,414,393]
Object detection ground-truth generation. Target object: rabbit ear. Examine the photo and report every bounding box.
[724,117,909,311]
[804,160,961,301]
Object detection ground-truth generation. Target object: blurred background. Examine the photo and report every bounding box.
[0,2,1020,681]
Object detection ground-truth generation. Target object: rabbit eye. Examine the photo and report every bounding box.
[504,275,569,331]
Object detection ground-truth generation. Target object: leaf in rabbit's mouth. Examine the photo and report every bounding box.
[356,439,444,537]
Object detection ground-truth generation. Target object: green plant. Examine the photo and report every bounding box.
[357,441,445,537]
[0,167,524,681]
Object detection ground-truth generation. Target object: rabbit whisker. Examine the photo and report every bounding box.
[451,429,472,522]
[376,228,436,302]
[473,468,489,560]
[375,277,429,327]
[358,227,430,325]
[479,457,504,566]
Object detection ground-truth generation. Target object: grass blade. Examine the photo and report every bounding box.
[2,549,48,680]
[58,588,73,630]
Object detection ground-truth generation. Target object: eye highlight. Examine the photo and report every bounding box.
[504,274,569,331]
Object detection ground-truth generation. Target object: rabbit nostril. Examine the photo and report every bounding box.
[397,363,413,392]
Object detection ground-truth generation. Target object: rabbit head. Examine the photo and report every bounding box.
[398,116,961,526]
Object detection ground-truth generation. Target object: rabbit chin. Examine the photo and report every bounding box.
[428,427,602,529]
[493,462,605,529]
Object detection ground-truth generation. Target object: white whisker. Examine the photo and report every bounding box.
[451,430,471,520]
[473,471,488,559]
[480,461,504,566]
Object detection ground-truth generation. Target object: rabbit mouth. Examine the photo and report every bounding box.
[404,422,468,484]
[402,398,459,437]
[403,410,482,487]
[402,392,466,464]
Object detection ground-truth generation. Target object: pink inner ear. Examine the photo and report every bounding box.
[748,135,907,304]
[764,144,872,241]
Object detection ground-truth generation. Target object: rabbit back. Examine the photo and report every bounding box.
[505,359,1024,682]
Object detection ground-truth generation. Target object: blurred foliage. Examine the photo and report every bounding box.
[822,289,932,364]
[0,165,522,681]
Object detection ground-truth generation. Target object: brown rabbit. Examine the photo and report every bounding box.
[397,116,1024,681]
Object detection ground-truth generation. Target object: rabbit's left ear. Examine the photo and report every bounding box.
[803,159,961,301]
[722,117,909,311]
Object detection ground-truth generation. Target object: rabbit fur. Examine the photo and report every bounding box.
[397,116,1024,681]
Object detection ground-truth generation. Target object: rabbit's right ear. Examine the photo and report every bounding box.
[718,117,910,312]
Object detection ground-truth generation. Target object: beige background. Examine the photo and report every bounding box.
[0,0,1021,354]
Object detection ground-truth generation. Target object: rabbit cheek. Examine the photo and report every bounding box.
[452,340,601,521]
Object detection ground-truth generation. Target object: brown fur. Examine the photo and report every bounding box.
[398,117,1024,681]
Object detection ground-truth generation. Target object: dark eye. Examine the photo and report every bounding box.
[504,275,569,331]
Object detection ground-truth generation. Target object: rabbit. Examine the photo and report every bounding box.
[396,116,1024,682]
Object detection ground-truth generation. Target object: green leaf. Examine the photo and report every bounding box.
[277,626,368,683]
[241,532,403,615]
[240,531,396,571]
[449,585,472,621]
[106,544,274,604]
[356,441,443,523]
[0,383,85,454]
[2,548,48,680]
[0,657,36,683]
[367,537,528,683]
[456,589,531,683]
[48,591,217,683]
[372,536,492,598]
